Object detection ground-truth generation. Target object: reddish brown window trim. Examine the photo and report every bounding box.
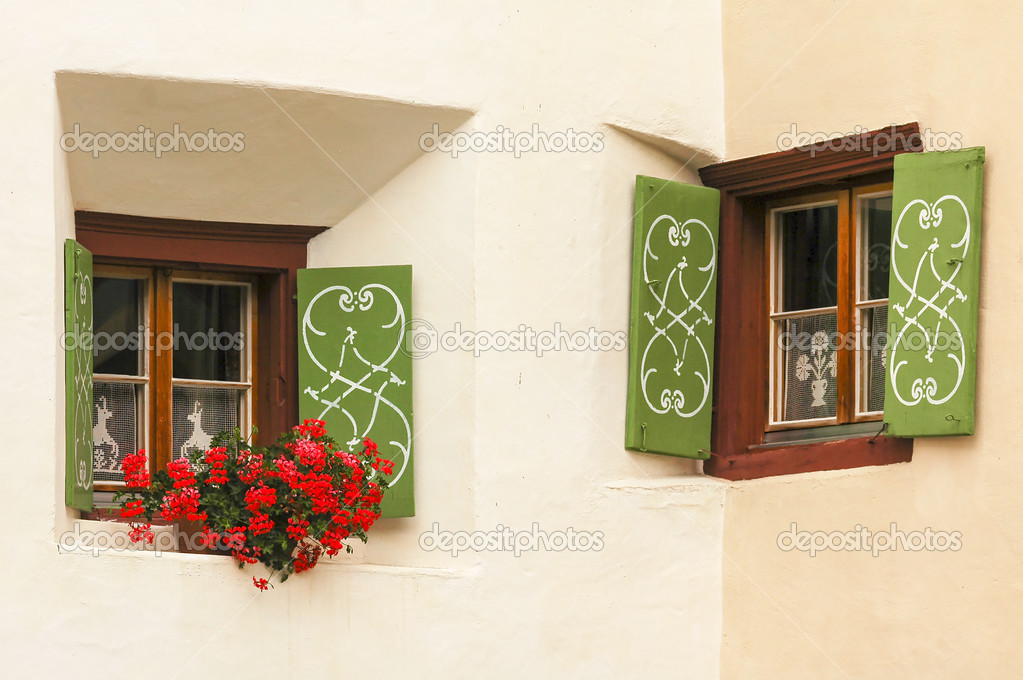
[696,123,922,481]
[75,211,328,455]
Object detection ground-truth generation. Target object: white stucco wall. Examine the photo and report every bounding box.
[0,2,727,678]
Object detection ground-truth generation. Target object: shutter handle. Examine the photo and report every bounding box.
[640,422,648,451]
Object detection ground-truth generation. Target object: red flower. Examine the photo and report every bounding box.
[286,517,310,541]
[237,451,264,484]
[371,455,395,476]
[272,456,299,486]
[294,544,321,573]
[296,419,327,438]
[224,527,247,551]
[114,420,388,587]
[244,484,278,513]
[201,527,221,550]
[247,511,274,536]
[160,486,202,521]
[120,498,146,519]
[205,447,230,484]
[294,438,328,471]
[166,457,196,489]
[128,522,154,544]
[121,451,151,488]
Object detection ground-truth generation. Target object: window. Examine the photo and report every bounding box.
[91,265,256,492]
[692,123,925,480]
[66,211,417,518]
[71,211,327,505]
[766,184,892,430]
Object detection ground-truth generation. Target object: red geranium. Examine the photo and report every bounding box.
[115,420,393,590]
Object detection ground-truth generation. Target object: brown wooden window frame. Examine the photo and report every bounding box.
[765,183,892,430]
[91,264,258,492]
[77,211,328,496]
[697,123,921,481]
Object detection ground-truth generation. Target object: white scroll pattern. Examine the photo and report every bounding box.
[301,284,411,484]
[72,264,93,491]
[639,214,716,418]
[888,195,969,406]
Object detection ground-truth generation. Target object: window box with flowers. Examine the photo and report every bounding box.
[115,419,395,590]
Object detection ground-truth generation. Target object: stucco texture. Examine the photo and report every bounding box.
[0,2,728,679]
[719,1,1023,678]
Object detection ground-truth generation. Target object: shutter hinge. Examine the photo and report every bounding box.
[868,422,888,444]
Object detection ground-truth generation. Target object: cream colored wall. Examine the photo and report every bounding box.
[0,2,729,678]
[719,2,1023,678]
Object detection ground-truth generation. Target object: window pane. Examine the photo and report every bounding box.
[861,195,892,301]
[172,282,244,382]
[778,205,838,311]
[863,305,887,413]
[172,385,241,459]
[781,312,838,421]
[93,277,142,376]
[92,381,140,483]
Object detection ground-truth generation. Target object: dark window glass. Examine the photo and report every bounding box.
[93,277,141,376]
[862,196,892,301]
[779,205,838,312]
[172,282,244,382]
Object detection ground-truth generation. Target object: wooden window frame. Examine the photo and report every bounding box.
[91,265,154,492]
[76,211,328,481]
[852,183,895,419]
[765,185,892,429]
[697,123,921,481]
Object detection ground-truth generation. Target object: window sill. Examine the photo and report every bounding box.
[703,435,913,481]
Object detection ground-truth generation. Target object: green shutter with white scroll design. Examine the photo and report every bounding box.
[884,147,985,436]
[625,176,720,458]
[65,239,94,510]
[297,265,414,517]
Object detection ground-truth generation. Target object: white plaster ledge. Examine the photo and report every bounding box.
[607,122,722,169]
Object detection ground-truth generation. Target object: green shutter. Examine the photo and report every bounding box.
[65,239,94,510]
[884,147,985,436]
[298,265,414,517]
[625,176,720,458]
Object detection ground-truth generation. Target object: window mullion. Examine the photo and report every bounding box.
[835,190,854,423]
[153,268,174,471]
